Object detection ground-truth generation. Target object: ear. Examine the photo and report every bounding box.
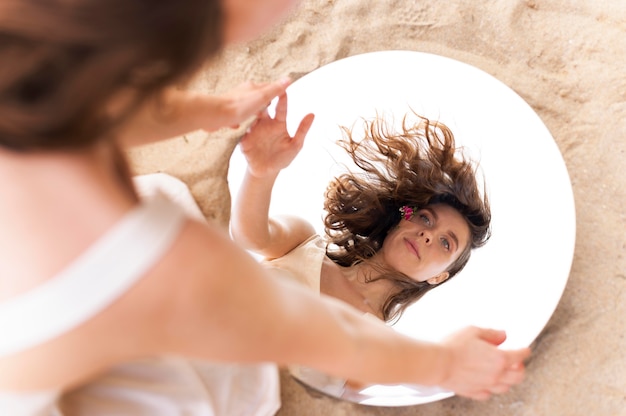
[426,272,449,285]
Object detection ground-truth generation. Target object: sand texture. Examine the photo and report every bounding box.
[128,1,626,415]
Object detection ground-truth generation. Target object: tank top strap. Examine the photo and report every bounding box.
[0,192,186,357]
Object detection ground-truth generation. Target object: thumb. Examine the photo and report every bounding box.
[503,347,532,367]
[477,328,507,346]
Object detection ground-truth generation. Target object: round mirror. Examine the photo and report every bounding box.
[227,51,576,406]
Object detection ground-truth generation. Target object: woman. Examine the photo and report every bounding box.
[232,94,490,323]
[0,0,529,414]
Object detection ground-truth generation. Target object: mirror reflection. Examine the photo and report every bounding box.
[228,51,576,406]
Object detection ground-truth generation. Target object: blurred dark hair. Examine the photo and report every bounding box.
[324,113,491,323]
[0,0,223,150]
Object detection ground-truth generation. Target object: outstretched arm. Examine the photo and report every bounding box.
[117,79,292,147]
[230,93,316,259]
[159,220,530,401]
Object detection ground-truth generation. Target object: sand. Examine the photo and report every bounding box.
[128,1,626,415]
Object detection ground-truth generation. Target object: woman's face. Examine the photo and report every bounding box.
[222,0,300,44]
[380,204,471,284]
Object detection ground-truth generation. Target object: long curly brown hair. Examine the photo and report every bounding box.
[324,113,491,323]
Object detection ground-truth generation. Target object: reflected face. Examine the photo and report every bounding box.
[380,204,471,283]
[222,0,300,44]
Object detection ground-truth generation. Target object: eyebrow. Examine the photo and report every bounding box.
[424,207,460,251]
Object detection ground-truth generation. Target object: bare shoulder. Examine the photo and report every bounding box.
[0,219,269,390]
[261,214,317,259]
[0,147,136,300]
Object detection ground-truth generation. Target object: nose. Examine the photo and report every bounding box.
[419,230,432,245]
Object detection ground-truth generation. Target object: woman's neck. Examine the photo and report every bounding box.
[321,258,397,321]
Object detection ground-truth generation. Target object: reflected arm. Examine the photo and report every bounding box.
[230,93,316,259]
[231,168,316,259]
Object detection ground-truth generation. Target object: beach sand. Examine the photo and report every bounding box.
[128,1,626,414]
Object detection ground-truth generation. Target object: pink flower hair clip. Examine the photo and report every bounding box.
[399,205,415,221]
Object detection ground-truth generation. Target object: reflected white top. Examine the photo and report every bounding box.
[228,50,576,406]
[263,234,325,292]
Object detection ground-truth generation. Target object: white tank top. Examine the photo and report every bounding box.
[0,179,280,416]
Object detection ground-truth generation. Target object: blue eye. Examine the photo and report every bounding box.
[420,214,431,226]
[441,238,450,251]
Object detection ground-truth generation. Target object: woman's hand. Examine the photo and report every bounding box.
[202,79,293,131]
[119,79,294,147]
[438,326,531,400]
[239,93,315,178]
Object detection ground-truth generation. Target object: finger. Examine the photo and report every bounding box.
[477,328,507,346]
[464,390,491,401]
[256,78,291,109]
[292,113,315,147]
[503,347,531,368]
[499,364,526,386]
[274,93,288,122]
[488,383,511,394]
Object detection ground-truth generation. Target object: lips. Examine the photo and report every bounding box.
[404,238,420,259]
